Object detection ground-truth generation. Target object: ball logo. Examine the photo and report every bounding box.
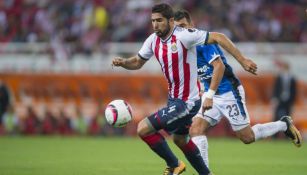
[106,104,118,125]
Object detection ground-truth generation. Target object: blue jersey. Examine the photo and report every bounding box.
[196,44,241,95]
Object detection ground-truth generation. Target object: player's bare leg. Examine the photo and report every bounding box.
[190,116,210,167]
[137,118,155,136]
[190,117,210,136]
[235,125,255,144]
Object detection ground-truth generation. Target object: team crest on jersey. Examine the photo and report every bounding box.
[171,42,178,53]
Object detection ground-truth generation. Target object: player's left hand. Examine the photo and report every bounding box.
[202,98,213,111]
[241,58,258,75]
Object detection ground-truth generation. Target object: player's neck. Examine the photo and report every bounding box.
[160,26,175,41]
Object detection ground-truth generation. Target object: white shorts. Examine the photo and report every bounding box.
[197,85,250,131]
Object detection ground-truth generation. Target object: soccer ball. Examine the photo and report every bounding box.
[105,99,133,127]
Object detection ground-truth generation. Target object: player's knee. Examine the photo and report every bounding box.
[236,126,255,144]
[137,119,150,137]
[189,125,204,137]
[173,136,187,147]
[189,117,209,137]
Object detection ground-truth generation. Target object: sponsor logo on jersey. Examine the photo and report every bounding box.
[198,65,212,80]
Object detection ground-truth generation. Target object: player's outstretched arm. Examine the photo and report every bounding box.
[112,55,147,70]
[203,58,225,111]
[207,32,258,75]
[209,58,225,94]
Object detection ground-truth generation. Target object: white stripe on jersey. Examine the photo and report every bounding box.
[177,40,185,100]
[187,48,200,103]
[167,43,175,98]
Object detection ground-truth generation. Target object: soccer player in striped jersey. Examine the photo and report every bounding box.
[174,10,302,168]
[113,3,257,175]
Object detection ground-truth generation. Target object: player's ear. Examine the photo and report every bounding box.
[169,17,174,24]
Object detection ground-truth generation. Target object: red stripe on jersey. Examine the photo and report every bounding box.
[154,37,164,70]
[171,35,180,98]
[154,37,160,61]
[162,42,172,94]
[181,42,190,101]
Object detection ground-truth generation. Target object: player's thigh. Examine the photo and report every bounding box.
[235,125,255,144]
[190,116,211,136]
[147,98,189,133]
[218,87,251,131]
[172,99,202,135]
[199,93,223,126]
[137,118,156,136]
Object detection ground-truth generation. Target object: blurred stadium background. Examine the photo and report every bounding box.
[0,0,306,137]
[0,0,306,174]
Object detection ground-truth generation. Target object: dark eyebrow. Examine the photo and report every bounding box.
[152,17,163,21]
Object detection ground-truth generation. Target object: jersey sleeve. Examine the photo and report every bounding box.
[180,28,209,49]
[202,45,221,64]
[138,34,154,60]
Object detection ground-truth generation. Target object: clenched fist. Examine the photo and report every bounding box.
[112,57,126,67]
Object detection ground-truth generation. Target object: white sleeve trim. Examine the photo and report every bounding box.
[208,54,221,64]
[138,53,150,61]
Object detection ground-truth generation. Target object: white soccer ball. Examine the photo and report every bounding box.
[105,99,133,127]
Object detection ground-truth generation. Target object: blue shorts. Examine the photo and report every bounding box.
[148,98,201,135]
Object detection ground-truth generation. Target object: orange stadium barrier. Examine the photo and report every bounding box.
[0,73,307,136]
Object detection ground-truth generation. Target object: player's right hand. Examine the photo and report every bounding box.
[241,58,257,75]
[202,98,213,111]
[112,57,126,67]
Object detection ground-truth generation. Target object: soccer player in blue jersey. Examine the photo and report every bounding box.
[174,10,302,167]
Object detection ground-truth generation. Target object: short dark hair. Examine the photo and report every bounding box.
[152,3,174,19]
[174,10,192,23]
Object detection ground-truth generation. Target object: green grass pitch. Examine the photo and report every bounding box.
[0,136,306,175]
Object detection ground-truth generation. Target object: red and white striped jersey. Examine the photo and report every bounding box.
[138,26,208,107]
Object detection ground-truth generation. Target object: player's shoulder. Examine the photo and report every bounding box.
[174,26,185,32]
[173,26,185,38]
[143,33,157,45]
[174,26,207,43]
[147,33,157,40]
[173,27,191,43]
[174,26,199,35]
[197,43,218,50]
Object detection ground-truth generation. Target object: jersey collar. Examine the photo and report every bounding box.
[159,26,177,43]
